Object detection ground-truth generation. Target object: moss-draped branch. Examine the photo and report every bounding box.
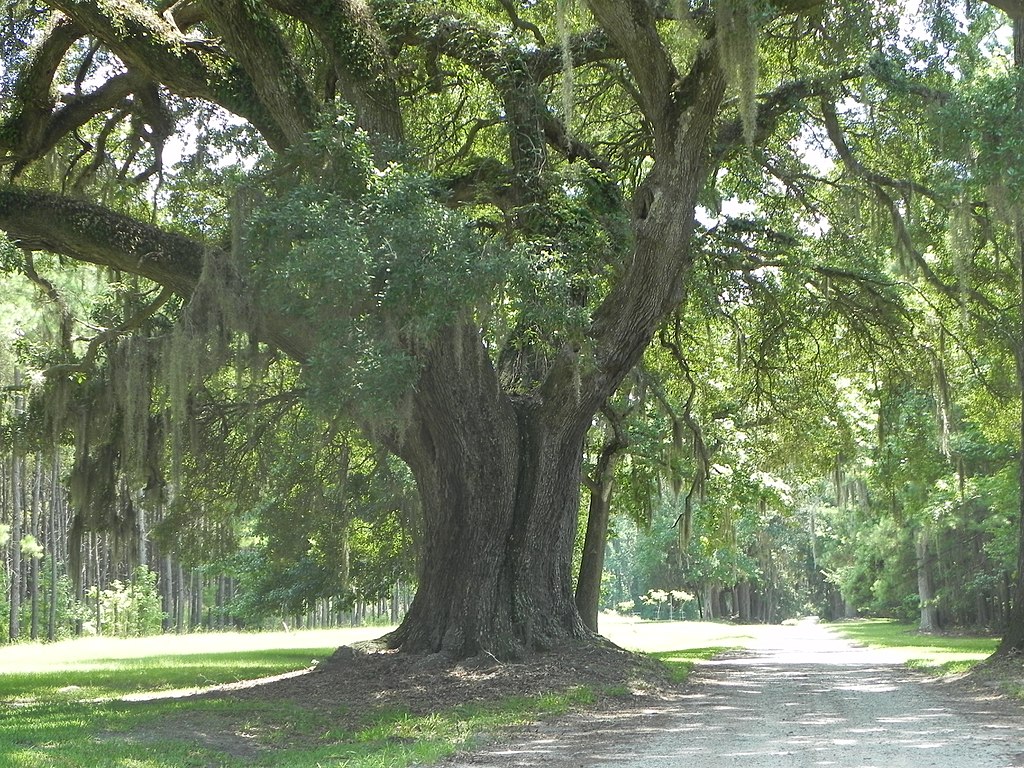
[0,186,312,360]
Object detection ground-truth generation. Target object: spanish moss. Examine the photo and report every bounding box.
[557,0,575,125]
[716,0,760,146]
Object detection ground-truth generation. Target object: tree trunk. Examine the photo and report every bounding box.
[575,418,625,632]
[92,533,102,635]
[9,370,24,643]
[47,454,59,642]
[29,454,41,641]
[917,528,940,633]
[737,581,752,623]
[384,325,591,658]
[175,561,185,633]
[575,473,613,633]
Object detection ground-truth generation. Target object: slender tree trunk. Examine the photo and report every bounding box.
[92,533,102,635]
[575,471,614,633]
[161,554,172,632]
[47,454,59,641]
[29,454,41,641]
[175,562,185,633]
[575,419,625,632]
[190,570,201,630]
[917,527,940,632]
[9,371,23,643]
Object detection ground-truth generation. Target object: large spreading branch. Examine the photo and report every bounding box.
[0,186,203,292]
[0,186,312,360]
[48,0,293,150]
[202,0,321,147]
[583,0,680,146]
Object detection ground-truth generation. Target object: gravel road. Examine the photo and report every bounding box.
[443,621,1024,768]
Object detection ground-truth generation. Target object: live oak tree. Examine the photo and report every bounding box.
[1,0,1020,657]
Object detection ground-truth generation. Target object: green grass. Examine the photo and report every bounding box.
[649,646,737,682]
[829,619,998,675]
[0,630,601,768]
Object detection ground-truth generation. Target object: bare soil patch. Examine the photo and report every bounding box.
[220,638,672,723]
[128,633,677,761]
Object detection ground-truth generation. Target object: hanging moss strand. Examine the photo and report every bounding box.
[716,0,760,146]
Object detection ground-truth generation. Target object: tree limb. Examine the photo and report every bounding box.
[201,0,321,147]
[0,185,312,360]
[23,250,74,351]
[42,286,173,379]
[713,69,862,162]
[983,0,1024,19]
[266,0,404,145]
[48,0,292,150]
[583,0,679,143]
[1,16,84,174]
[0,185,203,293]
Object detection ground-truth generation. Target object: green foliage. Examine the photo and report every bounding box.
[248,121,507,424]
[19,534,43,559]
[946,70,1024,206]
[82,567,165,638]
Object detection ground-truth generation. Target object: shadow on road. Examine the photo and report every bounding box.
[444,622,1024,768]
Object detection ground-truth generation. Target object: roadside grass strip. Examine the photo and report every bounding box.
[829,618,997,674]
[649,646,739,682]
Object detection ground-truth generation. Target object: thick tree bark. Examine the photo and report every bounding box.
[384,324,591,657]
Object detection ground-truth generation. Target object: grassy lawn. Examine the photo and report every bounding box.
[0,628,644,768]
[0,628,468,767]
[828,619,999,675]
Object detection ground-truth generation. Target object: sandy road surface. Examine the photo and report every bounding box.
[443,621,1024,768]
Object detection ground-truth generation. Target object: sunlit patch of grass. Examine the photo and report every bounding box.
[906,658,983,675]
[0,648,329,704]
[829,619,997,675]
[649,646,737,683]
[0,629,383,704]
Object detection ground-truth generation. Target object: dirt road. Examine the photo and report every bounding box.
[442,621,1024,767]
